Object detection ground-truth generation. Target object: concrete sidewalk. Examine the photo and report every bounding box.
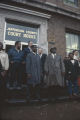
[1,100,80,120]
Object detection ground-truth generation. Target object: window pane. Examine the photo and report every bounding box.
[70,34,74,50]
[64,0,78,6]
[74,35,78,49]
[66,33,80,55]
[66,33,71,53]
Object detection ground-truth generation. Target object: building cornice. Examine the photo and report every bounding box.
[0,3,51,19]
[25,0,80,20]
[11,0,80,20]
[0,0,80,20]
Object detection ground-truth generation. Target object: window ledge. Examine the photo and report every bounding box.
[63,2,78,8]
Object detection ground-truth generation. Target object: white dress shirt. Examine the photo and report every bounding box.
[51,53,56,59]
[39,54,42,58]
[0,50,9,70]
[74,55,78,60]
[71,59,75,64]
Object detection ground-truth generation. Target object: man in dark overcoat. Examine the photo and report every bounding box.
[26,45,41,100]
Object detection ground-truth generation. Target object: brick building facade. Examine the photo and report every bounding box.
[0,0,80,56]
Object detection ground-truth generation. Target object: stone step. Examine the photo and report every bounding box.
[5,95,80,104]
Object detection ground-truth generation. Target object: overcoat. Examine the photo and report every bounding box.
[26,52,41,86]
[44,54,65,87]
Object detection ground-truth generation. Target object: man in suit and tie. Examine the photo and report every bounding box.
[26,45,41,100]
[44,47,65,99]
[65,52,79,98]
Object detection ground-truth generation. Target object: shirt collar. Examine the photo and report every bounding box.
[15,48,20,52]
[51,53,56,56]
[39,54,42,58]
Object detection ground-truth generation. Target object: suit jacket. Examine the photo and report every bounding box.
[65,59,79,82]
[24,47,32,56]
[26,52,41,86]
[44,54,65,86]
[40,54,47,73]
[23,47,32,62]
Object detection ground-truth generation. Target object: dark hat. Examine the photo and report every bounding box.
[31,45,38,49]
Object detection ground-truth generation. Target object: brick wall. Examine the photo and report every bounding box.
[0,0,80,57]
[36,0,80,14]
[48,13,80,57]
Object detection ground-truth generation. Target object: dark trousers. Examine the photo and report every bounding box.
[68,80,79,95]
[0,73,6,103]
[9,62,22,87]
[26,84,41,100]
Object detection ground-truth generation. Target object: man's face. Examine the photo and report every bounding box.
[16,42,21,50]
[29,42,33,47]
[69,54,73,59]
[74,51,78,56]
[32,46,37,53]
[38,49,42,54]
[52,48,56,54]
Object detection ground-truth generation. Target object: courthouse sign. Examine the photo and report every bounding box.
[5,22,38,44]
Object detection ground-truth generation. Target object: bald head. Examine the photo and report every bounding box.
[28,41,33,47]
[38,48,43,55]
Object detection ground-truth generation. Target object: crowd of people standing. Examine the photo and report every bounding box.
[0,40,80,101]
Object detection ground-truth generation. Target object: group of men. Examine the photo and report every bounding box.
[0,40,80,100]
[0,41,65,100]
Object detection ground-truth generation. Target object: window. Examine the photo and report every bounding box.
[64,0,78,6]
[66,33,80,54]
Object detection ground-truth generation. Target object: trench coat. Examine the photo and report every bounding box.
[26,52,41,86]
[44,54,65,87]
